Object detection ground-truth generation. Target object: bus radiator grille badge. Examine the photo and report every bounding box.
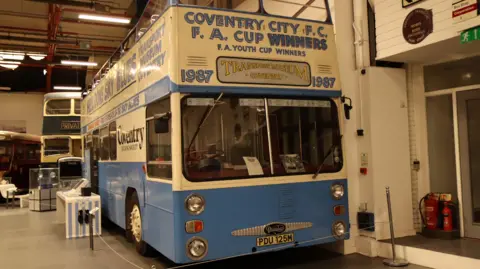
[264,223,286,235]
[231,222,313,236]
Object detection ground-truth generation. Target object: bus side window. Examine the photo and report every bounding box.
[15,144,25,160]
[100,126,110,160]
[109,122,117,161]
[93,129,100,161]
[146,97,172,179]
[46,99,71,115]
[26,144,39,160]
[74,99,81,115]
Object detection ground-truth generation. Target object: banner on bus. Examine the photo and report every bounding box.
[216,57,311,86]
[177,7,341,91]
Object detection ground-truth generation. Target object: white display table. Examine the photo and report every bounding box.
[56,191,102,239]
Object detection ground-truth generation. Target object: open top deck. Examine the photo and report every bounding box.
[82,3,342,123]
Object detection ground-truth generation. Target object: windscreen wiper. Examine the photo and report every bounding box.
[312,135,342,179]
[186,93,224,153]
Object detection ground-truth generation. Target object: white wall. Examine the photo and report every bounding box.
[0,92,44,135]
[365,67,416,240]
[373,0,480,60]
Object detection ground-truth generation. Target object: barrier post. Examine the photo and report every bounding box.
[89,212,94,250]
[383,187,409,267]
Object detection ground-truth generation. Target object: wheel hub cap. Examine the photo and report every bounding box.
[130,205,142,242]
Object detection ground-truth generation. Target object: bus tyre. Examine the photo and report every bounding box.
[126,192,150,256]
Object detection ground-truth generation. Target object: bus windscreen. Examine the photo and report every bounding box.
[181,96,343,181]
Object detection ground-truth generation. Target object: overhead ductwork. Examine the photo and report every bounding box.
[0,35,78,45]
[29,0,95,8]
[28,0,121,12]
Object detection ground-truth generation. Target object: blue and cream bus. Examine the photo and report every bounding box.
[81,0,348,263]
[42,92,82,166]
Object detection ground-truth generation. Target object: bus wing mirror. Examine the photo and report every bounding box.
[341,96,352,120]
[344,104,352,120]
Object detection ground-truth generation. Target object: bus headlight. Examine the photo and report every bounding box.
[331,183,344,200]
[332,221,346,239]
[186,237,208,260]
[185,194,205,215]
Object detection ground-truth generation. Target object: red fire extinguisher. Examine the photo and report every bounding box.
[420,193,439,230]
[443,202,453,231]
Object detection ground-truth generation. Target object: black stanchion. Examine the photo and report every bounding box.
[89,207,99,251]
[383,187,409,267]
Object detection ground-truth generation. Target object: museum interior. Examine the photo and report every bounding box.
[1,0,480,268]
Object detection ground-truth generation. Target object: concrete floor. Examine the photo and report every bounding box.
[389,235,480,260]
[0,207,431,269]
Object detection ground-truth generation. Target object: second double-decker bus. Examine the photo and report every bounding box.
[42,92,82,167]
[82,0,348,264]
[0,131,41,194]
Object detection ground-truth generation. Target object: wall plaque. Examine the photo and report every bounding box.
[402,0,425,8]
[402,8,433,44]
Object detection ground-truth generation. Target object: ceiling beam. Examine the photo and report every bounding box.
[0,43,114,56]
[0,34,77,44]
[29,0,94,8]
[0,25,125,41]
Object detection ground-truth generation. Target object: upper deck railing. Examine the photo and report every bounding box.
[87,0,332,93]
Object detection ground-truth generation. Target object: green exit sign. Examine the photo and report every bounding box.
[461,26,480,44]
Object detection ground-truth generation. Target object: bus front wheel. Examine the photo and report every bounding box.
[126,191,150,256]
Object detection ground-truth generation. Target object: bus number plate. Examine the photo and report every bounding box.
[256,233,294,247]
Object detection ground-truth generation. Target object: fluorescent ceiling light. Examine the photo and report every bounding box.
[0,60,21,65]
[28,53,46,61]
[54,86,82,91]
[0,64,19,70]
[78,14,131,24]
[61,60,98,67]
[0,52,24,61]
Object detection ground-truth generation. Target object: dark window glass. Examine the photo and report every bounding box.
[46,100,71,115]
[15,144,25,159]
[59,160,82,178]
[109,122,117,160]
[92,130,100,161]
[424,56,480,92]
[26,144,40,160]
[146,98,171,179]
[100,127,110,160]
[181,96,342,182]
[0,141,13,170]
[74,100,81,115]
[267,100,342,176]
[44,138,69,156]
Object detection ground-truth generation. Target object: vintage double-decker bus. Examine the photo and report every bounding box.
[82,0,348,264]
[0,131,41,193]
[42,92,82,167]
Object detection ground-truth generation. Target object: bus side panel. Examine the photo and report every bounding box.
[172,179,349,264]
[144,181,175,260]
[99,162,146,228]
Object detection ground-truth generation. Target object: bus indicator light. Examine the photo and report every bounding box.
[185,220,204,233]
[333,205,345,216]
